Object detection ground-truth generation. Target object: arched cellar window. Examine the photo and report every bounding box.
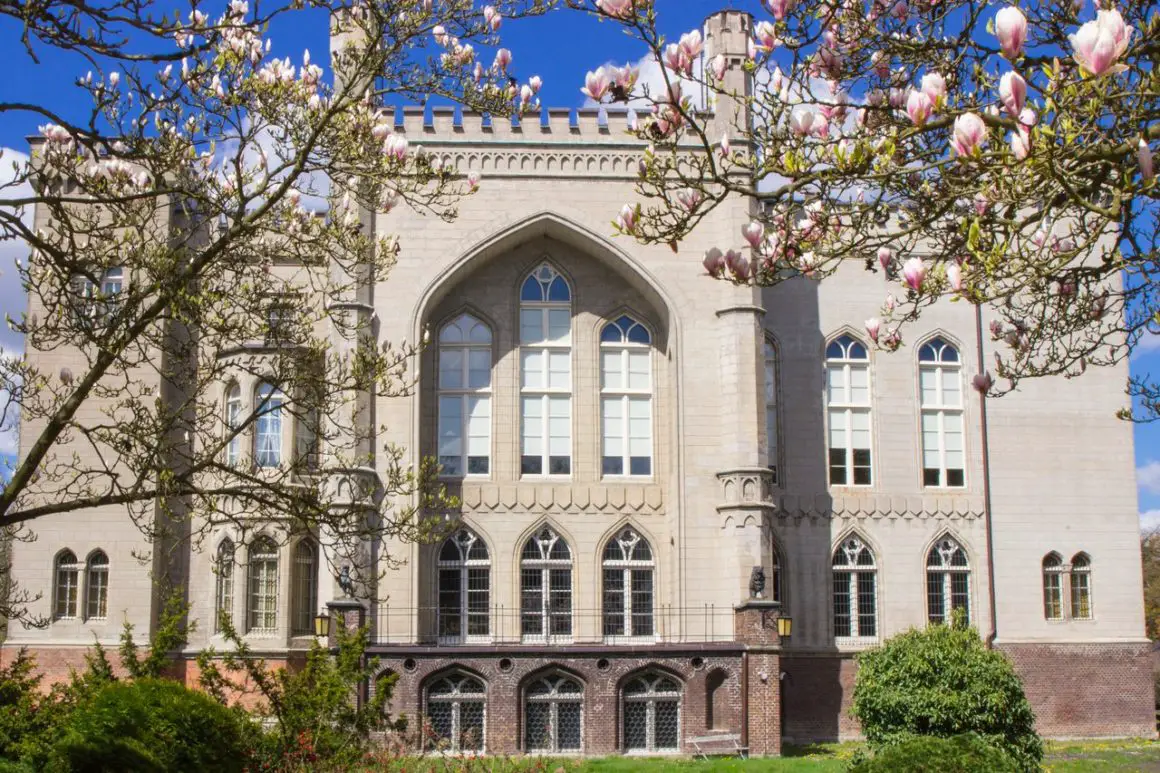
[215,539,235,632]
[927,537,970,626]
[85,550,109,621]
[1070,552,1093,620]
[622,671,681,753]
[54,550,81,620]
[425,672,486,752]
[254,382,284,468]
[524,672,583,753]
[437,313,492,476]
[437,529,490,642]
[291,538,318,636]
[832,536,877,641]
[600,315,652,477]
[520,527,572,641]
[1042,552,1064,621]
[519,263,572,476]
[764,339,780,485]
[825,335,872,486]
[225,382,242,466]
[918,337,965,488]
[247,536,279,634]
[602,527,654,640]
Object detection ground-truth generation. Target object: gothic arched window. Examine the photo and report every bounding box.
[602,527,654,639]
[927,537,970,626]
[825,335,872,486]
[600,315,652,477]
[832,537,877,640]
[438,313,492,476]
[520,527,573,640]
[918,337,965,487]
[519,263,572,476]
[437,528,491,641]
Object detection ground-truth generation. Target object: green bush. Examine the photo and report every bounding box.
[847,733,1022,772]
[850,622,1043,771]
[44,678,256,773]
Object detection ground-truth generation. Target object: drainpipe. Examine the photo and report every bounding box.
[975,304,999,648]
[740,650,750,751]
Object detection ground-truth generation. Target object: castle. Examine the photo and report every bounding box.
[6,9,1153,756]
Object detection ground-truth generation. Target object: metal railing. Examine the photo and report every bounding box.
[370,605,738,646]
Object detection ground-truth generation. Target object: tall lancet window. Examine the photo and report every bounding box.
[519,264,571,476]
[919,337,965,487]
[825,335,872,486]
[600,315,652,477]
[437,313,492,476]
[765,339,780,485]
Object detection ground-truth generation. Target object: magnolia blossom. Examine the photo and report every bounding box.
[663,44,691,76]
[999,71,1026,116]
[679,30,703,60]
[754,21,778,52]
[1069,9,1133,77]
[972,372,995,393]
[865,317,882,343]
[906,90,933,126]
[581,68,610,101]
[920,72,946,105]
[742,222,764,249]
[765,0,792,21]
[676,188,703,212]
[617,203,638,233]
[466,169,481,191]
[529,75,543,94]
[483,5,501,32]
[494,48,512,71]
[718,132,731,159]
[710,54,727,81]
[725,250,751,280]
[703,248,727,277]
[877,246,892,272]
[946,263,963,292]
[789,110,814,137]
[995,6,1027,59]
[1010,130,1030,159]
[384,134,408,160]
[596,0,635,19]
[1140,138,1154,181]
[39,123,72,145]
[951,112,987,156]
[902,256,926,291]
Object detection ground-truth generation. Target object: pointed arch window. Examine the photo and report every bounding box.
[254,383,284,468]
[832,537,877,641]
[425,672,487,752]
[524,673,583,753]
[225,383,242,467]
[438,313,492,476]
[519,263,571,476]
[764,339,780,485]
[927,537,970,626]
[600,315,652,477]
[85,550,109,620]
[1043,552,1064,620]
[54,550,81,620]
[1070,553,1092,620]
[602,527,654,639]
[247,536,279,634]
[919,338,965,487]
[215,539,236,633]
[520,527,573,640]
[437,528,490,642]
[622,672,681,752]
[291,539,319,636]
[770,542,783,606]
[825,335,872,486]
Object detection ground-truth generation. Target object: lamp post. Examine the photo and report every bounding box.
[777,615,793,639]
[313,609,331,639]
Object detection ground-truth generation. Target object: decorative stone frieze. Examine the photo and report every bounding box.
[771,492,985,521]
[446,482,664,516]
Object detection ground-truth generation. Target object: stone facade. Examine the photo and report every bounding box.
[4,7,1154,757]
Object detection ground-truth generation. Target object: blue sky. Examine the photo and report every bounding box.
[0,0,1156,524]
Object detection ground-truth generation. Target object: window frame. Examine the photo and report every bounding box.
[621,671,682,754]
[926,537,971,626]
[436,313,493,478]
[424,671,488,753]
[599,315,654,479]
[84,550,109,621]
[247,536,280,635]
[436,528,491,644]
[214,539,236,634]
[1070,552,1093,620]
[225,383,243,467]
[254,382,284,468]
[825,335,873,487]
[831,536,878,644]
[519,527,574,642]
[764,338,781,486]
[290,538,319,636]
[519,263,573,478]
[54,550,81,621]
[918,337,966,489]
[1042,552,1064,621]
[523,672,584,754]
[601,527,656,643]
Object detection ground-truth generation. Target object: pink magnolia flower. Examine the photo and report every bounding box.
[920,72,946,105]
[742,222,764,249]
[529,75,543,94]
[1139,138,1154,181]
[703,248,726,277]
[902,256,926,291]
[989,320,1004,339]
[676,188,703,212]
[473,62,483,83]
[754,21,779,52]
[483,5,501,32]
[679,30,703,60]
[616,203,638,233]
[883,293,897,312]
[725,250,751,280]
[384,134,408,160]
[789,110,814,137]
[40,124,73,144]
[710,54,727,81]
[1010,130,1030,159]
[467,169,481,190]
[906,90,934,126]
[999,71,1026,116]
[581,69,610,101]
[877,246,892,272]
[519,84,534,108]
[718,132,731,159]
[765,0,792,20]
[494,48,512,71]
[951,112,987,156]
[972,372,994,393]
[995,7,1027,59]
[871,51,889,78]
[596,0,634,19]
[947,263,963,291]
[1069,9,1133,77]
[865,317,882,343]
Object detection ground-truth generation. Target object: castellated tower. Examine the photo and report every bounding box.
[2,7,1152,759]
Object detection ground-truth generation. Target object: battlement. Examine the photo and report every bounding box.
[380,105,664,146]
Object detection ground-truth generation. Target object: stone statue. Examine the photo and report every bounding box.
[749,565,766,599]
[338,565,355,597]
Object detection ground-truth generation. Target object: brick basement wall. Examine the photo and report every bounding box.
[780,653,861,744]
[1000,642,1156,738]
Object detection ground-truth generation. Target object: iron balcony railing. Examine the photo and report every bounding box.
[369,605,740,646]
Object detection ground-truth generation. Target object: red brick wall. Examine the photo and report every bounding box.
[1000,642,1156,738]
[780,653,861,743]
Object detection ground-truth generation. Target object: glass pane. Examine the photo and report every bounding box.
[927,572,945,623]
[522,397,543,456]
[557,702,582,751]
[849,366,869,404]
[603,456,624,475]
[438,396,463,458]
[547,308,571,342]
[466,396,490,459]
[628,398,651,457]
[655,700,680,750]
[603,568,625,636]
[548,397,570,456]
[460,702,485,751]
[919,368,937,407]
[601,350,623,389]
[526,701,552,751]
[627,350,650,390]
[602,398,623,457]
[943,369,961,407]
[833,572,851,637]
[826,366,846,403]
[521,349,543,389]
[623,702,648,750]
[520,308,543,344]
[630,456,651,475]
[467,349,491,389]
[439,349,464,389]
[548,351,571,390]
[857,572,877,637]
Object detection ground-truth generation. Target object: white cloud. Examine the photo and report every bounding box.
[1138,460,1160,495]
[0,147,31,355]
[1135,329,1160,356]
[1141,509,1160,531]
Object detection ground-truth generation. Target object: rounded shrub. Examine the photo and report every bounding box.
[850,622,1042,771]
[45,678,256,773]
[847,733,1022,773]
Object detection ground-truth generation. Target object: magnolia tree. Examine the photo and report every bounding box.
[0,0,547,622]
[572,0,1159,416]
